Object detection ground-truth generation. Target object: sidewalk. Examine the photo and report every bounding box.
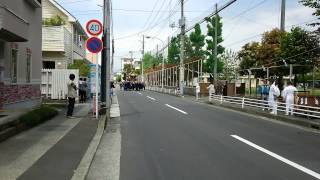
[0,103,98,180]
[86,94,121,180]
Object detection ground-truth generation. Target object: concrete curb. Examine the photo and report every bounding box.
[71,114,106,180]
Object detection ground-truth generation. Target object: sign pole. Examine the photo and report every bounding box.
[86,20,103,119]
[95,53,99,119]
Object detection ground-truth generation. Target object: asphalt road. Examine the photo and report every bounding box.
[118,90,320,180]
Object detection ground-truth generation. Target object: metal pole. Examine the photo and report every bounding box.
[313,66,315,89]
[280,0,286,31]
[162,53,164,90]
[289,64,293,81]
[95,54,99,119]
[142,35,145,82]
[213,3,218,82]
[180,0,185,95]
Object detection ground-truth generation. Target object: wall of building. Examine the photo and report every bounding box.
[0,0,42,109]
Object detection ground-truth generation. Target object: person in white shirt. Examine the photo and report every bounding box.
[67,74,77,118]
[268,79,280,115]
[196,83,200,100]
[207,82,215,101]
[282,81,298,115]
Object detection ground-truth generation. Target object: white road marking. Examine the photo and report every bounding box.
[137,92,142,95]
[165,104,188,115]
[147,96,156,101]
[231,135,320,179]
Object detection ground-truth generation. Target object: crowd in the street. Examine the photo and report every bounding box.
[120,81,145,91]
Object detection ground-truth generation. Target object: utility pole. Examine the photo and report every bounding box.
[179,0,185,95]
[103,0,111,109]
[141,35,145,82]
[280,0,286,31]
[111,39,114,81]
[213,3,218,82]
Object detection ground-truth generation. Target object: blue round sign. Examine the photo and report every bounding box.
[86,37,103,53]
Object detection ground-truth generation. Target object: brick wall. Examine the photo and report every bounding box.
[0,84,41,107]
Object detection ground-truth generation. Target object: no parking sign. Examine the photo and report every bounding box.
[86,37,103,53]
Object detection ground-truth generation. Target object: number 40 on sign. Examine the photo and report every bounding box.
[86,19,103,36]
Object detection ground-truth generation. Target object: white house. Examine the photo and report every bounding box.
[42,0,88,69]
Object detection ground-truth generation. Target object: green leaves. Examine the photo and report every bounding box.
[43,15,66,26]
[68,60,90,77]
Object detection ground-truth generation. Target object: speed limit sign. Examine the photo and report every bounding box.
[86,19,103,36]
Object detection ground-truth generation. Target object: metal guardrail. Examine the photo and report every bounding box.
[146,86,320,119]
[146,86,181,96]
[209,93,320,119]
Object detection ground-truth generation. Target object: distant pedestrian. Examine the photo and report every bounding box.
[207,82,215,101]
[282,81,298,116]
[196,83,200,100]
[268,79,280,115]
[67,74,77,118]
[259,79,269,110]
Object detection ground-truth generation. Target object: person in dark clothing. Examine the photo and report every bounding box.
[67,74,77,118]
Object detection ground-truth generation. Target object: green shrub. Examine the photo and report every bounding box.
[19,106,58,127]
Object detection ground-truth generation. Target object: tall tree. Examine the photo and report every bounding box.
[204,15,225,76]
[299,0,320,32]
[168,37,180,64]
[189,23,205,59]
[280,27,320,88]
[238,42,261,77]
[221,49,239,81]
[143,52,154,70]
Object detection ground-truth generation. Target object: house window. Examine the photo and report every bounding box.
[26,53,31,83]
[43,61,55,69]
[10,49,18,83]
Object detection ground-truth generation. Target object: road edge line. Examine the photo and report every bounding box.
[231,135,320,179]
[165,104,188,115]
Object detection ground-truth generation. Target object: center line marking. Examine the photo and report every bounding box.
[165,104,188,115]
[231,135,320,179]
[147,96,156,101]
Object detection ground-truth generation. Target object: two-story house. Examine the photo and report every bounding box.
[42,0,88,69]
[0,0,42,109]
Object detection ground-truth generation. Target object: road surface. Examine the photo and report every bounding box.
[118,90,320,180]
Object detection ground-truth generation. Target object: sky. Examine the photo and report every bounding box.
[56,0,316,72]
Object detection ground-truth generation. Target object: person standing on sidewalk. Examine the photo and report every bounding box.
[67,74,77,118]
[282,81,298,116]
[259,79,269,110]
[268,79,280,115]
[207,82,215,101]
[196,83,200,100]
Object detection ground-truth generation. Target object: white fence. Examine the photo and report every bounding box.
[146,86,181,95]
[42,69,79,99]
[209,93,320,119]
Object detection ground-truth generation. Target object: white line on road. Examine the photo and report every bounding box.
[147,96,156,101]
[165,104,188,115]
[137,92,142,95]
[231,135,320,179]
